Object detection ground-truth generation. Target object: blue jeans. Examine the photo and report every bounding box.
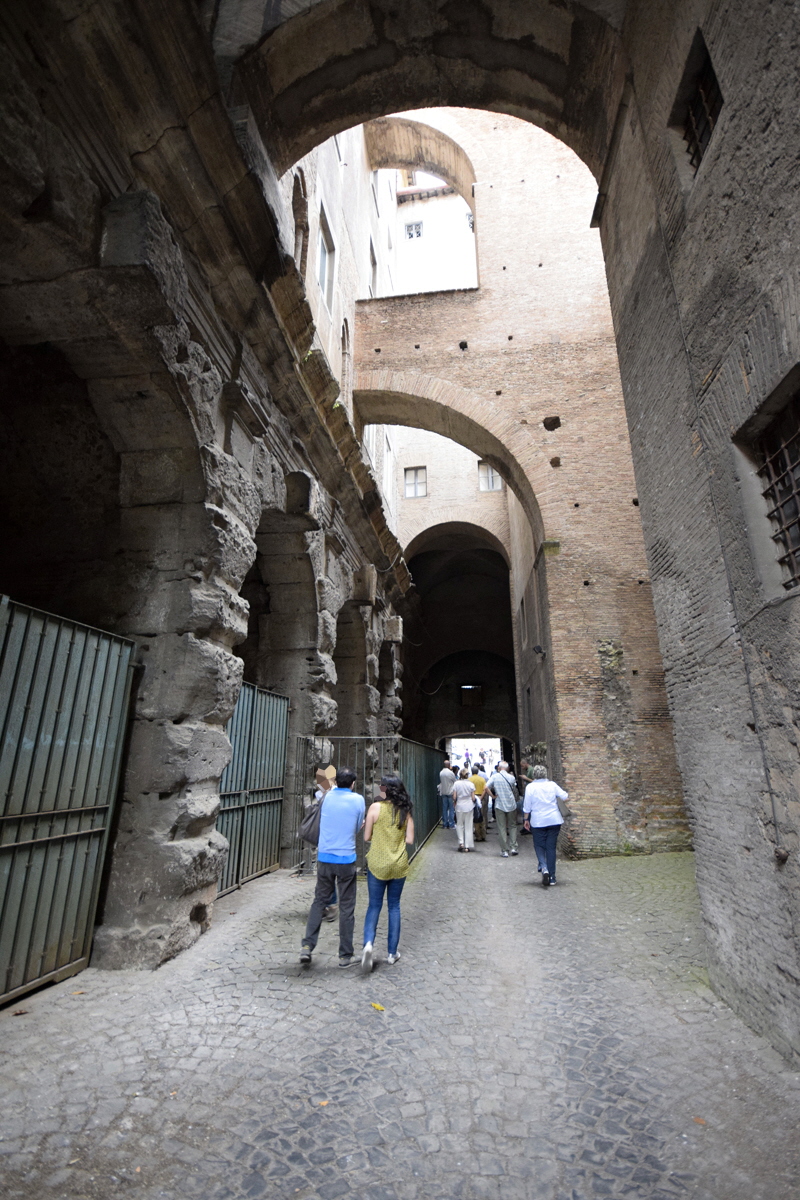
[441,794,455,827]
[363,870,406,955]
[532,824,561,879]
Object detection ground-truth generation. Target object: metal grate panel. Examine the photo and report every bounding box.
[216,683,289,895]
[0,597,133,1003]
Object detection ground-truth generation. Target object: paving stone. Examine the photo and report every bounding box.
[1,842,799,1200]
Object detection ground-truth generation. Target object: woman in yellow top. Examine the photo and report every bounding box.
[469,766,487,842]
[360,775,415,974]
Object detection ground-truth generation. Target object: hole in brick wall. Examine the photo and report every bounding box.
[632,497,639,505]
[538,262,543,267]
[374,347,381,353]
[638,579,645,584]
[414,344,420,349]
[190,904,208,925]
[550,456,561,467]
[508,335,513,340]
[496,390,502,395]
[159,791,171,800]
[583,580,591,586]
[574,502,580,507]
[502,266,506,270]
[543,416,561,431]
[632,669,639,675]
[459,341,468,350]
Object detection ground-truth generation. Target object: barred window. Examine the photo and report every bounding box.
[460,685,482,708]
[405,222,422,239]
[756,394,800,590]
[670,32,724,179]
[404,466,427,498]
[683,50,723,171]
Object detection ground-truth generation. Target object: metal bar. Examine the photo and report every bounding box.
[0,804,109,823]
[0,826,105,851]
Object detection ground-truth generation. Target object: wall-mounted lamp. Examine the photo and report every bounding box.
[533,645,547,659]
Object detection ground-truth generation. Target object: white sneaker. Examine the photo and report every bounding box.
[361,942,374,974]
[501,851,509,858]
[387,952,401,965]
[510,848,519,856]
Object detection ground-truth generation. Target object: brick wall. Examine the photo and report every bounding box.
[355,110,689,857]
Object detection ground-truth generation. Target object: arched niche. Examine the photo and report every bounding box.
[330,601,379,737]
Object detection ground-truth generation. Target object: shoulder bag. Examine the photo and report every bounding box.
[298,797,324,845]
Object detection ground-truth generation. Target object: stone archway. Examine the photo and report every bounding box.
[231,0,626,178]
[363,117,477,214]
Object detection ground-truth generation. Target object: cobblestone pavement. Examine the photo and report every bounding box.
[3,828,800,1200]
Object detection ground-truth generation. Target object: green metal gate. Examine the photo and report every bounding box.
[290,735,445,869]
[0,596,134,1004]
[216,682,289,895]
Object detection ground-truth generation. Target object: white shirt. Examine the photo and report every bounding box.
[438,768,456,796]
[523,779,568,827]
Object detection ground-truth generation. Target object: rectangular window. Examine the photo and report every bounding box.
[520,596,528,647]
[369,238,377,298]
[317,205,335,310]
[405,222,422,239]
[404,466,427,498]
[371,170,380,216]
[460,685,483,708]
[683,50,723,171]
[669,32,724,178]
[478,461,503,491]
[756,393,800,589]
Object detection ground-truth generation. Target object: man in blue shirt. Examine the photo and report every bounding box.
[300,768,365,967]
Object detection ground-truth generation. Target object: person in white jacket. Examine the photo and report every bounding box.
[522,765,568,888]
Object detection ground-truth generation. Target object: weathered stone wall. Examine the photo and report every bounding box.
[0,6,409,967]
[597,0,800,1061]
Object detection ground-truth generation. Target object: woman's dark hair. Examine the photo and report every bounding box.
[380,775,413,826]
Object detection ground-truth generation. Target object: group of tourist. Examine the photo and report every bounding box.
[299,755,569,971]
[438,756,568,885]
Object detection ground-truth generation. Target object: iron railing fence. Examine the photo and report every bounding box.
[216,682,289,895]
[289,735,445,871]
[0,596,134,1004]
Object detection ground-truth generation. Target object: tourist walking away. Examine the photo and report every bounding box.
[487,761,519,857]
[313,765,339,921]
[469,763,487,841]
[300,768,365,967]
[439,759,456,828]
[453,768,477,852]
[361,776,415,973]
[523,764,568,887]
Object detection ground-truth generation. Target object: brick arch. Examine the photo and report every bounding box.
[363,117,477,213]
[404,521,510,567]
[354,370,547,545]
[233,0,627,177]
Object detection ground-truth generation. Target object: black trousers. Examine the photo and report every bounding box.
[303,861,358,958]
